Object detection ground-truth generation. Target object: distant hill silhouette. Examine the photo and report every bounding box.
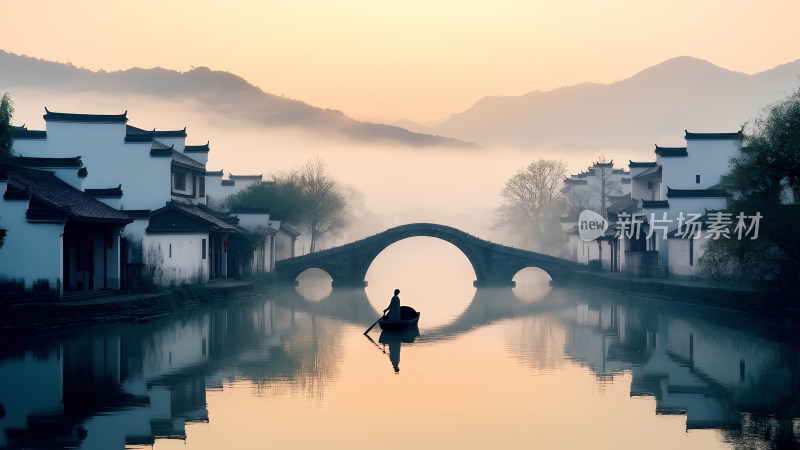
[0,51,478,149]
[434,56,800,150]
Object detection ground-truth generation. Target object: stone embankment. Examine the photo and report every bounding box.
[561,270,797,318]
[0,280,263,333]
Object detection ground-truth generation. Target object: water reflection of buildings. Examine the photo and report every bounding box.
[561,301,799,442]
[0,298,343,449]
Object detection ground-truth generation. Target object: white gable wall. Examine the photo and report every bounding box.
[684,138,740,189]
[9,136,47,156]
[13,120,173,210]
[143,233,208,285]
[0,189,64,293]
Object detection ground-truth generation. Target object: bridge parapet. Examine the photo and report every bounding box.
[275,223,587,287]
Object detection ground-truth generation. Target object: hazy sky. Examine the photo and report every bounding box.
[3,0,800,124]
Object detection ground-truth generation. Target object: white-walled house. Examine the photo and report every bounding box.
[561,160,631,270]
[0,162,132,297]
[562,129,743,278]
[5,108,299,293]
[632,131,741,277]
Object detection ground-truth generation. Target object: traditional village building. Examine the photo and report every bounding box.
[561,160,631,271]
[562,129,743,278]
[204,173,263,208]
[0,161,132,297]
[629,130,740,277]
[3,108,298,294]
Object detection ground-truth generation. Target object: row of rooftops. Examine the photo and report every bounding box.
[1,164,132,224]
[1,162,288,235]
[12,110,269,182]
[10,155,261,184]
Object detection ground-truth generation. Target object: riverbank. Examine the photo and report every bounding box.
[0,279,265,334]
[559,270,798,319]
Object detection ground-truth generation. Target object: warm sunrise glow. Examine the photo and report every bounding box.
[3,0,800,124]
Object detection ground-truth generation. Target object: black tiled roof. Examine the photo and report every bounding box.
[633,165,662,180]
[4,185,30,200]
[11,125,47,139]
[11,156,83,168]
[642,200,669,208]
[205,170,224,176]
[613,168,628,174]
[684,130,743,140]
[153,128,187,138]
[221,180,235,186]
[171,150,206,172]
[1,164,133,224]
[230,174,263,181]
[147,201,238,234]
[125,134,154,143]
[150,148,172,157]
[125,125,152,136]
[667,187,727,198]
[126,125,187,138]
[85,185,123,198]
[184,142,210,153]
[607,194,640,215]
[125,125,188,143]
[629,161,658,168]
[43,108,128,123]
[78,167,88,178]
[594,161,613,168]
[151,139,173,150]
[654,146,688,157]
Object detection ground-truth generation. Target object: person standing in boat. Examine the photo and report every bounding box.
[384,289,401,322]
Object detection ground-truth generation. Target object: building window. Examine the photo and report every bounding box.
[696,174,701,184]
[174,171,186,191]
[647,181,653,189]
[689,238,693,266]
[202,239,207,259]
[199,176,205,198]
[169,243,172,258]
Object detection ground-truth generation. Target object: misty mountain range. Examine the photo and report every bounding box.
[0,50,477,149]
[427,56,800,150]
[2,51,799,152]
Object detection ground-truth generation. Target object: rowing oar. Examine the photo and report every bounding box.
[364,312,385,335]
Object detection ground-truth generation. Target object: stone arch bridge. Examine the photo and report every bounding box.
[275,223,587,287]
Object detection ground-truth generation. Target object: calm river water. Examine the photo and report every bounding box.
[1,238,799,449]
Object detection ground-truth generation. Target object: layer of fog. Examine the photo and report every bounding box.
[9,88,649,247]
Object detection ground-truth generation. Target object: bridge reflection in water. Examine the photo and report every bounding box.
[0,285,798,449]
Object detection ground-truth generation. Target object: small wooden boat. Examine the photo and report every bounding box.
[378,306,420,332]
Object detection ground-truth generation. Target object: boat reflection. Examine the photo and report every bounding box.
[379,329,420,373]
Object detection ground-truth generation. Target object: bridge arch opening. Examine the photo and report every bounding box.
[512,267,552,303]
[364,237,475,327]
[295,268,333,302]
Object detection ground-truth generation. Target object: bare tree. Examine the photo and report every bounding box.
[497,158,567,251]
[593,155,622,218]
[279,158,348,253]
